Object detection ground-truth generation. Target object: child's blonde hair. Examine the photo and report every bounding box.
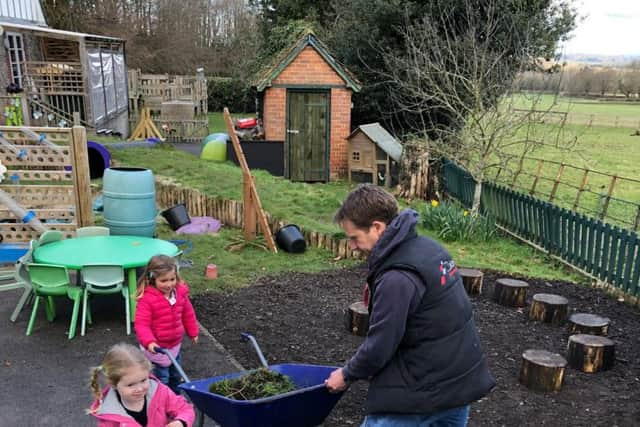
[88,343,152,411]
[136,254,180,298]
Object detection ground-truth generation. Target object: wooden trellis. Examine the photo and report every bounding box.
[0,125,93,242]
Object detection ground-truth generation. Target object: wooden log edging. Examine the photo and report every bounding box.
[155,178,364,259]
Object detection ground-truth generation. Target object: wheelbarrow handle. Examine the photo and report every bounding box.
[240,332,269,368]
[156,347,191,383]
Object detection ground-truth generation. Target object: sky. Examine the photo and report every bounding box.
[562,0,640,56]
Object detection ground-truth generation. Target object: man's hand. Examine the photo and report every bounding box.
[325,368,348,393]
[191,336,199,344]
[147,342,159,353]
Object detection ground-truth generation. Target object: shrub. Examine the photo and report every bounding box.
[208,77,256,113]
[422,199,497,242]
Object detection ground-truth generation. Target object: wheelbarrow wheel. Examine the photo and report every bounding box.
[193,408,206,427]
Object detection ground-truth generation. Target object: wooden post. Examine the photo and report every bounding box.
[243,177,257,240]
[459,268,483,295]
[548,163,565,203]
[572,169,590,211]
[568,313,610,336]
[70,118,93,227]
[529,159,545,196]
[599,175,617,220]
[519,349,567,392]
[567,334,615,373]
[493,278,529,307]
[223,108,277,252]
[528,293,568,325]
[344,301,369,336]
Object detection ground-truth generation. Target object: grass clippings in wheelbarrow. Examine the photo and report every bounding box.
[208,368,296,400]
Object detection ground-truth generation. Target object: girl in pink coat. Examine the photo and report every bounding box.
[135,255,199,394]
[88,343,195,427]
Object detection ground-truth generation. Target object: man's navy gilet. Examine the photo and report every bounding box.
[365,232,495,414]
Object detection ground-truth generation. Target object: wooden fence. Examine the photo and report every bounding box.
[0,125,93,241]
[490,156,640,231]
[443,160,640,299]
[155,177,361,259]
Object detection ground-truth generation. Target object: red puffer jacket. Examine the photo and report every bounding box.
[135,282,199,349]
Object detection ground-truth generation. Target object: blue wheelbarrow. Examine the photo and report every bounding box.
[162,333,345,427]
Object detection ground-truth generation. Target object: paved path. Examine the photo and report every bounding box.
[0,288,241,426]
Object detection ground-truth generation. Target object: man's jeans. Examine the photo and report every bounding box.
[361,405,471,427]
[152,352,183,395]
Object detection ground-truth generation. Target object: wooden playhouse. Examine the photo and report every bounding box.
[254,31,361,182]
[348,123,402,187]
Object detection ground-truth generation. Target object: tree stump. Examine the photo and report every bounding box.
[459,268,483,295]
[567,334,616,373]
[519,349,567,392]
[493,278,529,307]
[568,313,610,336]
[344,301,369,336]
[528,293,569,325]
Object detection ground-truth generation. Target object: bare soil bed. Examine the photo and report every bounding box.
[193,266,640,427]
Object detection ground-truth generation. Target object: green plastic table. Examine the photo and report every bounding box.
[33,235,179,317]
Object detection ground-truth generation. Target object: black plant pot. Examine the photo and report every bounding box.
[161,203,191,231]
[276,224,306,253]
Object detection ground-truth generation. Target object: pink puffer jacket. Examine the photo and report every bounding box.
[135,282,199,349]
[89,376,195,426]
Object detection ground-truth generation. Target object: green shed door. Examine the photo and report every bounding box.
[286,91,329,182]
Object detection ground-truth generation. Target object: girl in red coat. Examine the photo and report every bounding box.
[88,342,195,427]
[135,255,199,394]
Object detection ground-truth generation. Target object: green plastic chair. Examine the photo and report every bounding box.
[38,230,64,246]
[76,226,110,238]
[80,264,129,336]
[26,263,81,340]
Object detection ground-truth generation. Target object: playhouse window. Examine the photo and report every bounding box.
[352,151,360,161]
[6,33,25,88]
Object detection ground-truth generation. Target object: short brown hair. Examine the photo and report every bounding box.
[335,184,398,229]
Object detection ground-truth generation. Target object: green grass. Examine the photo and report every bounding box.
[155,223,360,293]
[109,143,583,292]
[208,111,254,134]
[512,93,640,127]
[487,119,640,227]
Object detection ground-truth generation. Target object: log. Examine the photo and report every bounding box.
[459,268,483,295]
[344,301,369,337]
[567,334,615,373]
[528,293,569,325]
[568,313,610,336]
[519,349,567,392]
[493,278,529,307]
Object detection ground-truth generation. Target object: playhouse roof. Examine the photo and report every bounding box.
[255,31,361,92]
[349,123,403,162]
[0,20,123,42]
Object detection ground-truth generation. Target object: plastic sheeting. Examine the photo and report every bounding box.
[87,49,128,125]
[88,49,105,123]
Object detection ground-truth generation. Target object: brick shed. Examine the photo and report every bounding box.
[255,32,361,182]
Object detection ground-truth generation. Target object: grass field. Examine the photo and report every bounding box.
[109,144,583,291]
[495,95,640,228]
[512,93,640,128]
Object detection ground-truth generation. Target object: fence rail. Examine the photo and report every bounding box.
[443,160,640,297]
[490,155,640,231]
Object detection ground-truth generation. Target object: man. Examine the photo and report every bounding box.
[326,184,495,427]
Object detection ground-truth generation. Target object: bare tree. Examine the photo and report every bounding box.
[379,0,573,212]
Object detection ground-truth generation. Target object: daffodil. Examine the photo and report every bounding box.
[463,210,469,216]
[431,200,439,207]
